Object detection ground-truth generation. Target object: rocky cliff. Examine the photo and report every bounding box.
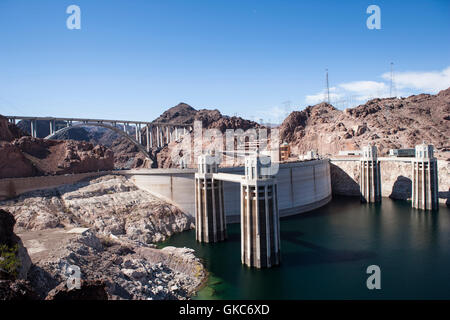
[279,88,450,159]
[0,116,115,178]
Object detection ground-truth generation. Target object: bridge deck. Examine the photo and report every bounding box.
[5,115,191,127]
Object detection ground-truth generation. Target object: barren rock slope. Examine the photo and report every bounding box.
[279,88,450,159]
[1,175,193,243]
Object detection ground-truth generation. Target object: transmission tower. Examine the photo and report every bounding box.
[390,62,397,97]
[325,69,330,103]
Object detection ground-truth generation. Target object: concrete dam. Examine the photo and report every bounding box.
[122,159,332,223]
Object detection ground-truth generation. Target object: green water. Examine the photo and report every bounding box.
[161,197,450,299]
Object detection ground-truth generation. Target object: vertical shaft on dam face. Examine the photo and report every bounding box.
[195,155,226,243]
[412,144,439,211]
[241,155,280,268]
[360,145,381,203]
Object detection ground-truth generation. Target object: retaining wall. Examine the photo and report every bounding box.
[0,171,112,200]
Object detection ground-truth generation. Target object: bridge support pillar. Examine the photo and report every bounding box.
[150,126,153,148]
[49,119,56,135]
[241,155,280,268]
[138,123,142,144]
[135,124,139,142]
[30,120,37,138]
[412,143,438,211]
[146,125,150,152]
[360,145,381,203]
[195,155,226,243]
[166,126,169,144]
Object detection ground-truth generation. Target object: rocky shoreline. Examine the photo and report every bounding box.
[0,175,206,300]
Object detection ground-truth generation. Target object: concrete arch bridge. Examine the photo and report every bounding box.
[5,116,193,159]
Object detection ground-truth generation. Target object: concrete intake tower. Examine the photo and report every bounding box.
[241,155,281,268]
[195,155,227,243]
[412,144,439,211]
[360,145,381,203]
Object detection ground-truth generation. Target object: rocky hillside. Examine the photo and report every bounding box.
[149,103,263,168]
[0,115,114,178]
[279,88,450,159]
[1,175,193,242]
[155,102,261,132]
[4,104,262,170]
[90,102,260,168]
[0,175,205,300]
[53,126,143,169]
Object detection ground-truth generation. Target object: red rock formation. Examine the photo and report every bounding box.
[0,115,115,178]
[0,142,38,178]
[11,136,114,176]
[146,103,263,168]
[0,115,28,142]
[153,102,261,132]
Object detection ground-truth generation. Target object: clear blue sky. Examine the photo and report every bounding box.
[0,0,449,123]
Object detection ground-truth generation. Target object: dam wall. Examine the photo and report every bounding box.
[123,159,332,222]
[0,160,332,222]
[330,158,449,206]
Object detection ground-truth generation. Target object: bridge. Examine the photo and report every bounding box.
[5,115,193,159]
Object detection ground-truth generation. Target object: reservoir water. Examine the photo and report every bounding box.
[161,197,450,299]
